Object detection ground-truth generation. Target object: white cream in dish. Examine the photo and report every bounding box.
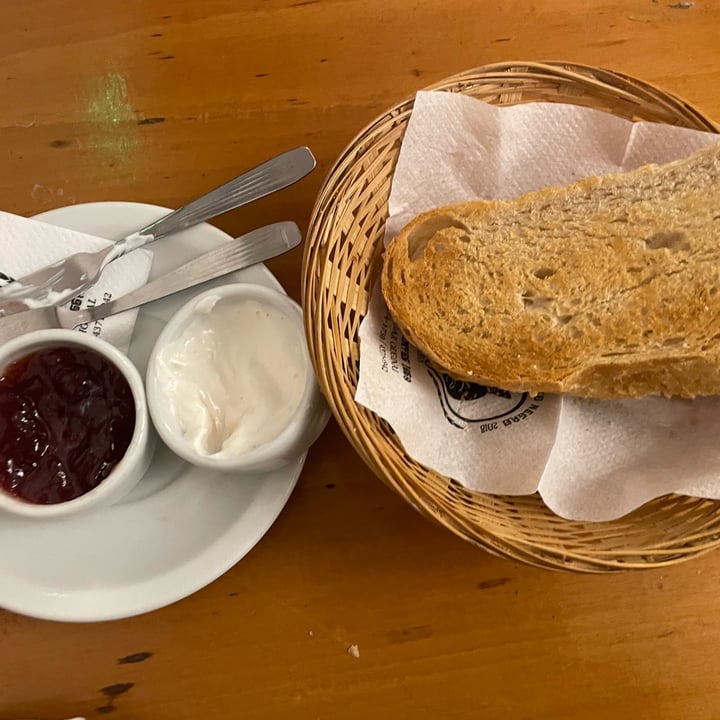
[154,293,308,458]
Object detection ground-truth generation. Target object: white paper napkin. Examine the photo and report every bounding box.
[357,286,562,495]
[355,91,720,521]
[0,211,152,351]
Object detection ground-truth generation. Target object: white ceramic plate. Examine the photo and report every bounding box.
[0,202,305,622]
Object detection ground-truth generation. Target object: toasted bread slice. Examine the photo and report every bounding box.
[381,142,720,398]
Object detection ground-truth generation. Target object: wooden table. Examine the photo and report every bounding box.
[2,1,720,718]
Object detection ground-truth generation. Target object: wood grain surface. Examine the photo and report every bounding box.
[2,1,720,718]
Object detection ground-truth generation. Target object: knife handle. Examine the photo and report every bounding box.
[110,147,315,263]
[79,222,301,325]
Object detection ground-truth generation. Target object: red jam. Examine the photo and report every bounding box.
[0,345,136,505]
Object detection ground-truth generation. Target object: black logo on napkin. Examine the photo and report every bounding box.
[426,363,527,429]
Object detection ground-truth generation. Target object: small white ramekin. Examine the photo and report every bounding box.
[146,283,329,473]
[0,329,153,519]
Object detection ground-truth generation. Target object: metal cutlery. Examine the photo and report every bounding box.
[0,221,301,343]
[0,146,315,316]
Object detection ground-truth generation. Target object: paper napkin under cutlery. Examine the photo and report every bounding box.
[0,211,152,351]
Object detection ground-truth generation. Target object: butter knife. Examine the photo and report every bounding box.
[0,221,301,343]
[0,146,315,316]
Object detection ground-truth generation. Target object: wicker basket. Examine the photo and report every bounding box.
[302,61,720,572]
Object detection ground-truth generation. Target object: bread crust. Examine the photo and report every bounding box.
[381,142,720,399]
